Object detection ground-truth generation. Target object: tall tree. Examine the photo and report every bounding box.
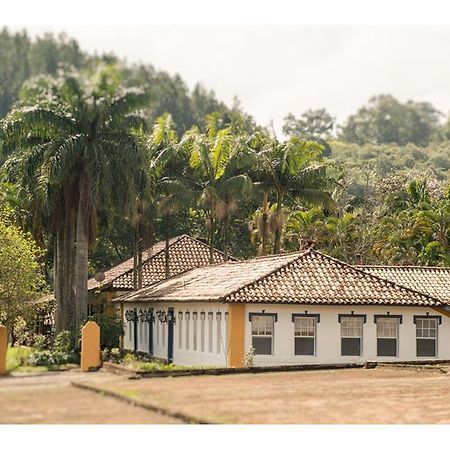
[250,135,334,254]
[1,65,148,334]
[0,213,46,340]
[180,114,253,261]
[283,109,335,156]
[339,94,441,147]
[149,113,195,278]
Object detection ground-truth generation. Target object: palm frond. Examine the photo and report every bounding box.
[211,128,232,179]
[109,88,148,119]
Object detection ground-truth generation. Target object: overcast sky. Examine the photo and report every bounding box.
[10,25,450,134]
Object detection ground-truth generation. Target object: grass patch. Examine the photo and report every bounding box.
[5,345,34,371]
[132,361,218,372]
[5,345,79,373]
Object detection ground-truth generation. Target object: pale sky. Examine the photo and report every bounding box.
[9,25,450,134]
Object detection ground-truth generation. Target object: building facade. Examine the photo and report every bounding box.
[117,250,450,367]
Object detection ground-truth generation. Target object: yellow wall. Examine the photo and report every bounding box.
[227,303,246,368]
[89,290,125,318]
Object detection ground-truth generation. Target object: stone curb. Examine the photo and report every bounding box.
[71,381,213,424]
[102,361,365,378]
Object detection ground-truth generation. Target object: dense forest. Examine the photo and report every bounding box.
[2,27,450,332]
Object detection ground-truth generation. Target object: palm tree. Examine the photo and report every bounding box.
[180,114,253,261]
[249,134,334,254]
[148,113,197,278]
[1,66,149,333]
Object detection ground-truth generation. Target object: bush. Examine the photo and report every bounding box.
[244,346,256,367]
[26,330,78,366]
[33,334,50,350]
[53,330,74,354]
[101,347,123,363]
[13,317,34,346]
[86,314,124,349]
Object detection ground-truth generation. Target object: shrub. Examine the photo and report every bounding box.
[86,314,124,349]
[243,346,256,367]
[33,334,50,350]
[52,330,74,354]
[101,347,123,363]
[26,330,78,366]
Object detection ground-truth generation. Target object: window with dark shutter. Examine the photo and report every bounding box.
[294,317,316,356]
[416,317,438,357]
[340,316,363,356]
[251,315,274,355]
[376,317,399,357]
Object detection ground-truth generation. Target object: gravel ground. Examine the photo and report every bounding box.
[78,366,450,424]
[0,370,180,424]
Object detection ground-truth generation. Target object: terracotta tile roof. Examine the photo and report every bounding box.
[116,250,442,307]
[358,265,450,303]
[88,234,228,291]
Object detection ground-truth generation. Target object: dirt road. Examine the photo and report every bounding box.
[0,370,180,424]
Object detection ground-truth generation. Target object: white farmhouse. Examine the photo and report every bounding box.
[115,249,450,367]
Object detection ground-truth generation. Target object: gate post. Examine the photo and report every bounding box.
[80,321,101,372]
[0,326,7,375]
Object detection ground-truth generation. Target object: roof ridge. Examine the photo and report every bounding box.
[312,250,442,305]
[222,249,313,302]
[88,234,194,290]
[359,264,450,270]
[111,235,185,279]
[184,234,239,261]
[118,251,305,302]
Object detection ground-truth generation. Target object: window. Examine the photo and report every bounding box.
[375,316,400,357]
[185,312,190,350]
[250,314,276,355]
[156,317,160,346]
[193,312,198,351]
[161,321,166,347]
[415,316,440,357]
[293,314,319,356]
[216,312,222,354]
[208,312,213,353]
[178,312,183,349]
[143,317,148,344]
[139,314,143,343]
[200,312,206,352]
[339,315,365,356]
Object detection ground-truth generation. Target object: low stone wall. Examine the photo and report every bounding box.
[103,361,364,378]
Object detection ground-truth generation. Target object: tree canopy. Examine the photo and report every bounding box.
[0,213,45,332]
[3,28,450,340]
[339,94,442,147]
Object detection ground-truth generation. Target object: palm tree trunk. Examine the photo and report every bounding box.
[74,177,89,334]
[261,190,269,256]
[54,228,64,333]
[63,202,76,331]
[273,191,284,254]
[165,215,170,279]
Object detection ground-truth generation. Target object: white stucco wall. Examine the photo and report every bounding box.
[244,304,450,366]
[123,302,450,367]
[122,302,229,367]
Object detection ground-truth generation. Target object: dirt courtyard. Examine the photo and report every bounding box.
[0,371,180,424]
[2,366,450,424]
[80,365,450,424]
